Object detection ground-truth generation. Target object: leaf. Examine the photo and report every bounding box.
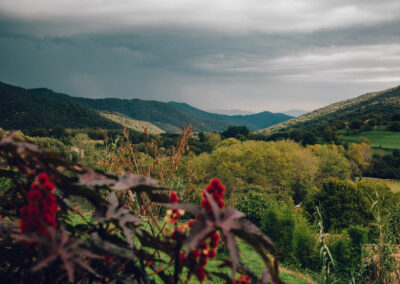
[95,192,141,247]
[80,171,116,187]
[28,227,100,282]
[91,233,138,260]
[113,174,168,191]
[183,217,215,254]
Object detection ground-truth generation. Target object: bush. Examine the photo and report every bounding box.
[388,121,400,131]
[293,213,319,270]
[347,225,369,266]
[327,233,352,274]
[303,178,370,231]
[261,202,295,262]
[235,188,270,227]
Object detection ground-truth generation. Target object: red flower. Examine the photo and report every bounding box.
[169,191,179,203]
[208,249,217,259]
[195,266,206,282]
[19,174,58,238]
[43,181,55,192]
[38,173,49,184]
[26,189,43,203]
[179,253,186,263]
[30,182,41,191]
[199,254,208,266]
[188,219,195,228]
[189,249,200,259]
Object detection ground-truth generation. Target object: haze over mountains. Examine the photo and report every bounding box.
[0,81,293,133]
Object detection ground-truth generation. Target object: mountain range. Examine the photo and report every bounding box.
[0,81,293,133]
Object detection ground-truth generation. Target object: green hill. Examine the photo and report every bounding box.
[0,82,122,130]
[99,112,165,134]
[261,85,400,134]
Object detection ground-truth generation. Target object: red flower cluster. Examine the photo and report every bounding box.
[182,179,225,282]
[200,178,225,212]
[180,231,220,282]
[165,191,185,224]
[20,173,58,237]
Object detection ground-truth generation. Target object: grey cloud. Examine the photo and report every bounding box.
[0,1,399,112]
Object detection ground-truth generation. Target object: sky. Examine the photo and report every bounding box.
[0,0,400,113]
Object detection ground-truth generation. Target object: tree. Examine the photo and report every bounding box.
[222,126,249,138]
[50,125,66,138]
[304,179,370,231]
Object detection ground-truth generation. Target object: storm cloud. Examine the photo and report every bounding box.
[0,0,400,112]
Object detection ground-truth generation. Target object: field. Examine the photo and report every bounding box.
[340,129,400,153]
[362,177,400,193]
[205,241,314,284]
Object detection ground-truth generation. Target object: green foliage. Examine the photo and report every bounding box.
[222,126,250,138]
[235,188,271,227]
[260,202,318,269]
[388,121,400,131]
[308,144,352,182]
[304,179,370,231]
[347,225,369,265]
[292,213,319,270]
[261,202,295,262]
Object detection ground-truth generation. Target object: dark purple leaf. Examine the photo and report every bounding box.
[95,192,141,247]
[113,174,168,191]
[80,171,116,187]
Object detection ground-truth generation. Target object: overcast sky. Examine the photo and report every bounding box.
[1,0,400,113]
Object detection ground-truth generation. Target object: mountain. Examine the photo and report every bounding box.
[0,80,292,132]
[261,85,400,134]
[26,86,292,132]
[168,102,293,131]
[282,109,308,117]
[0,82,122,130]
[206,108,255,115]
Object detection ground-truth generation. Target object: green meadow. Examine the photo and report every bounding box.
[340,129,400,153]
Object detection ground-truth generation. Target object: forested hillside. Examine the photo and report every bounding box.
[0,82,122,130]
[262,85,400,134]
[26,84,292,132]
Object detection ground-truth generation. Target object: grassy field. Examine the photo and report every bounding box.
[340,129,400,153]
[362,177,400,193]
[205,241,315,284]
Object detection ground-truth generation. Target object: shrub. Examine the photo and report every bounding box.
[347,225,369,266]
[235,188,270,227]
[293,213,319,270]
[261,202,295,262]
[303,178,370,231]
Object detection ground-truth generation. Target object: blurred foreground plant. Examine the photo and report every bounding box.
[0,130,282,283]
